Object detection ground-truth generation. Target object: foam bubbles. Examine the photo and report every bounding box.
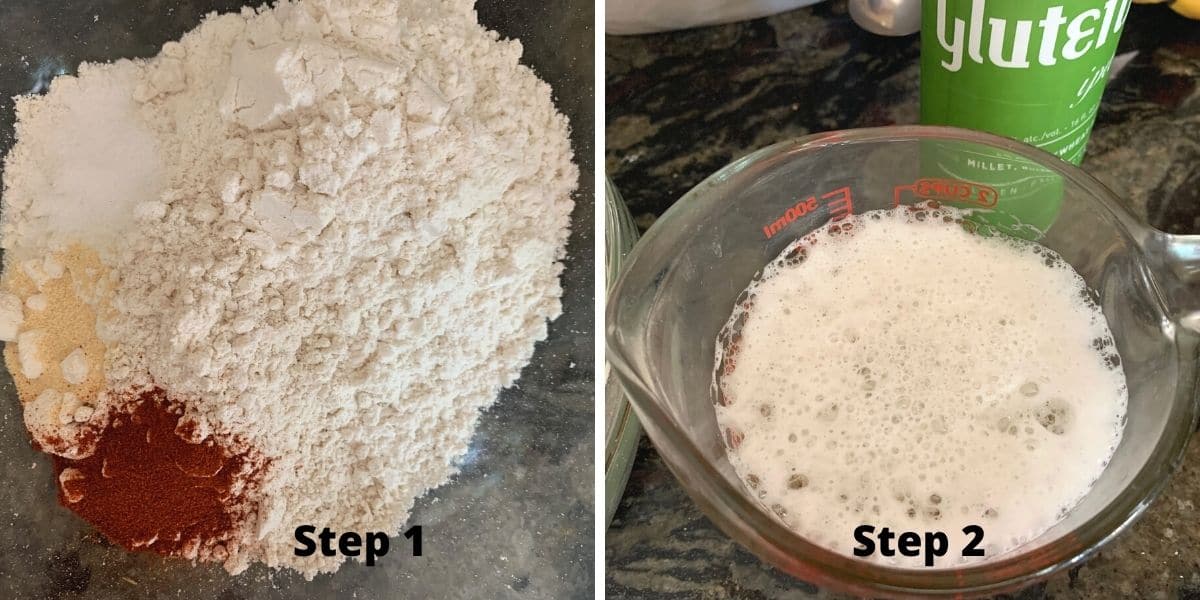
[713,206,1127,569]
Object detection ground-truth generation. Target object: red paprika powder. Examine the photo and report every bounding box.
[53,387,265,562]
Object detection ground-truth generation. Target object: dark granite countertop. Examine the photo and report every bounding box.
[605,1,1200,598]
[0,1,594,599]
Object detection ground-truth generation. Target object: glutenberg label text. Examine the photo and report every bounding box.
[933,0,1131,72]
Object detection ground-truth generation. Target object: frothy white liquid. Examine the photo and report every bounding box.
[714,207,1126,568]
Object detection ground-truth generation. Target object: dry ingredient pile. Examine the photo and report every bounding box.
[0,0,575,577]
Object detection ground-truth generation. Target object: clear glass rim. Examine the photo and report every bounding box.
[605,125,1199,596]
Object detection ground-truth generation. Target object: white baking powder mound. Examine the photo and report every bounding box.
[1,0,576,578]
[2,60,163,260]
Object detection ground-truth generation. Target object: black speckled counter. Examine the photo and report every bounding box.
[605,1,1200,598]
[0,1,594,599]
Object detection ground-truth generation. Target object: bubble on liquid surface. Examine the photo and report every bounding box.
[712,205,1127,569]
[1036,398,1072,435]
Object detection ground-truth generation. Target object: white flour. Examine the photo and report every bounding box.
[2,0,575,577]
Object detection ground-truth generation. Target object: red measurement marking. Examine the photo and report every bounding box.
[715,386,732,407]
[762,196,818,239]
[822,186,853,220]
[722,351,738,377]
[761,186,855,239]
[725,427,744,450]
[892,178,998,208]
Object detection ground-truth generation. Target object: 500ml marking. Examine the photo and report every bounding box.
[853,524,985,567]
[294,525,423,566]
[761,186,854,240]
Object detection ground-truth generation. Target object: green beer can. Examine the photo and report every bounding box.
[921,0,1133,164]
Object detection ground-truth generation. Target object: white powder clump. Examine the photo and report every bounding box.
[0,293,23,340]
[60,348,89,385]
[1,61,163,261]
[16,329,46,380]
[3,0,575,578]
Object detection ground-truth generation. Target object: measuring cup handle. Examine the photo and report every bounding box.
[1145,232,1200,334]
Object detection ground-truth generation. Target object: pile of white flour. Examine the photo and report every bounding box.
[2,0,575,576]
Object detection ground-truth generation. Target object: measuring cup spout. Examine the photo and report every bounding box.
[1143,231,1200,335]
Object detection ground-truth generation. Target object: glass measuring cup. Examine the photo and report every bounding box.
[606,125,1200,597]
